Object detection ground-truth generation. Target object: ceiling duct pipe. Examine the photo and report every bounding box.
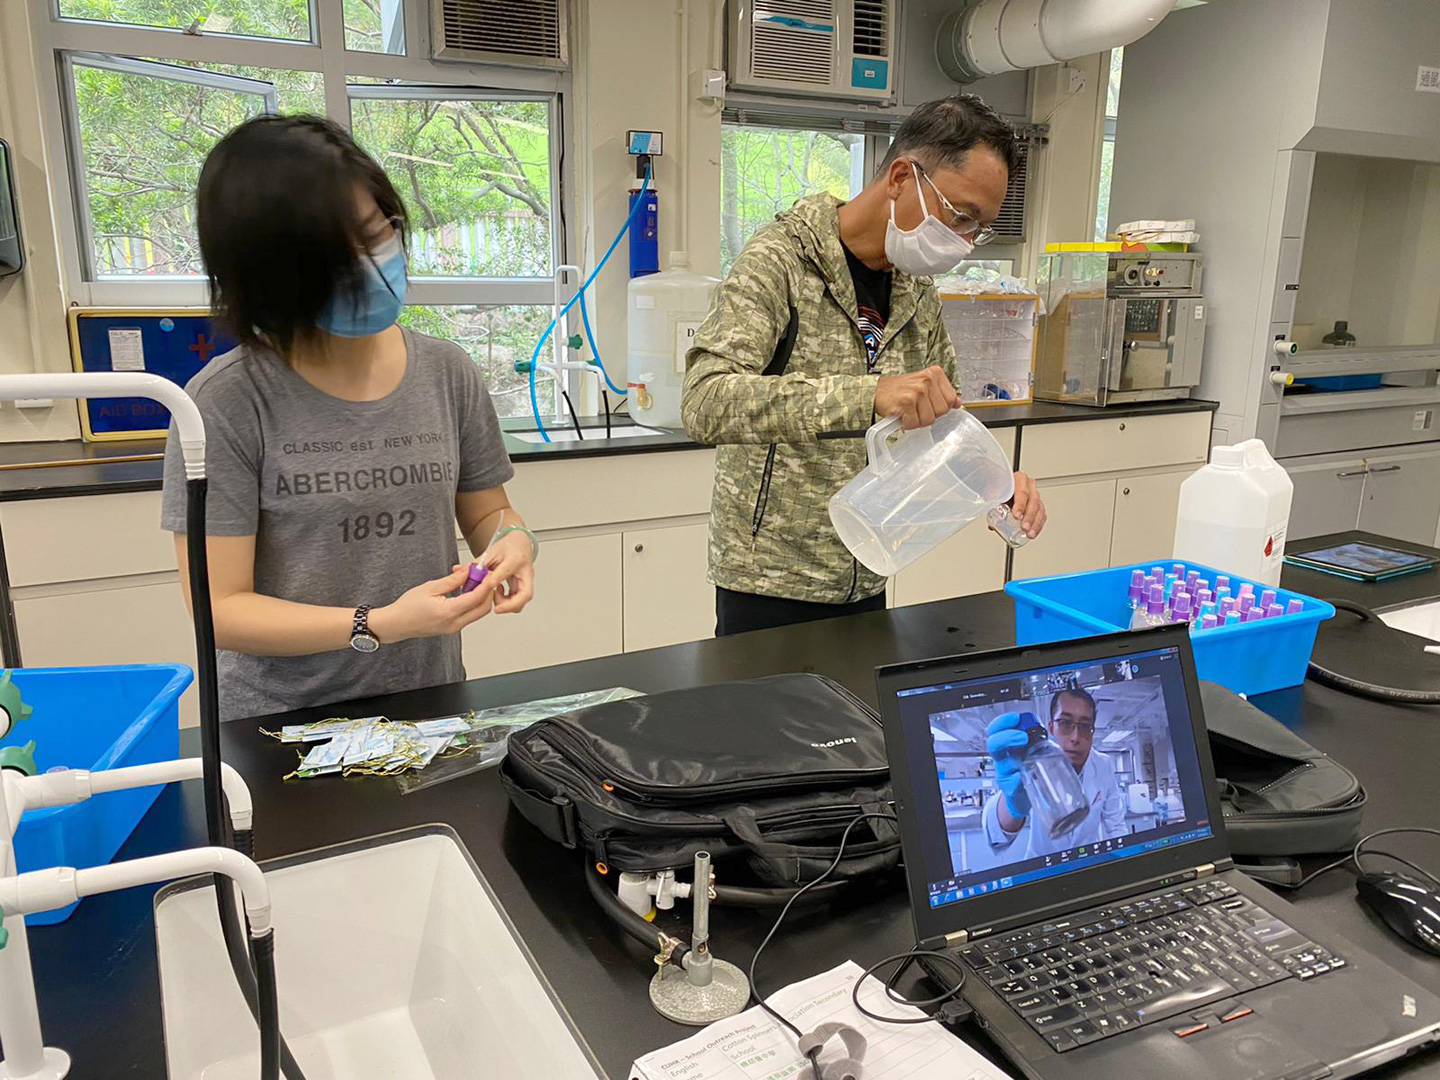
[938,0,1175,82]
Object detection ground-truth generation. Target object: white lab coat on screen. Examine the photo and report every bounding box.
[982,749,1127,860]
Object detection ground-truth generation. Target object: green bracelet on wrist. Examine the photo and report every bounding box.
[494,524,539,561]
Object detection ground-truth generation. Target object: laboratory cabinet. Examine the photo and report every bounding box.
[622,522,714,651]
[1283,446,1440,546]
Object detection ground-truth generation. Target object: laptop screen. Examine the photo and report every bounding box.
[891,644,1214,915]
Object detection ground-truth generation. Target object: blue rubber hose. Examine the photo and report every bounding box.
[579,286,626,396]
[528,165,652,442]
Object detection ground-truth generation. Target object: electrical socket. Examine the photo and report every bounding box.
[1063,66,1087,94]
[692,68,726,103]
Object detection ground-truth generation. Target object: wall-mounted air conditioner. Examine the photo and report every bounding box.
[431,0,569,69]
[729,0,898,102]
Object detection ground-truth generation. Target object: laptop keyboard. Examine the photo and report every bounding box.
[960,879,1345,1053]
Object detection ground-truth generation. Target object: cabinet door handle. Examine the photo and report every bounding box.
[634,543,645,553]
[1367,464,1402,475]
[1122,487,1131,496]
[1118,422,1127,432]
[1335,468,1367,478]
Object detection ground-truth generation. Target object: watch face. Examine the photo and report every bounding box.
[351,632,380,654]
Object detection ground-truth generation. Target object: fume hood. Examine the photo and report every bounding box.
[1108,0,1440,545]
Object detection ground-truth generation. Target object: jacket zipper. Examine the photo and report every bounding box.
[533,724,888,804]
[751,444,778,539]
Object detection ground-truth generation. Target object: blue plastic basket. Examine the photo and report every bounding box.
[1005,562,1335,698]
[0,664,192,925]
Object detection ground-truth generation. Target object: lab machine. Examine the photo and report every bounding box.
[1034,251,1207,407]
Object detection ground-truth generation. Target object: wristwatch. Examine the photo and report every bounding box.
[350,605,380,653]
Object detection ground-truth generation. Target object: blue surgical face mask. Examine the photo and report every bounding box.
[316,232,408,338]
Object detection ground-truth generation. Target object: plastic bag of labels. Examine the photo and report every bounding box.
[394,686,643,795]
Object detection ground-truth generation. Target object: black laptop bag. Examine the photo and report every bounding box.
[1200,682,1367,858]
[499,673,901,885]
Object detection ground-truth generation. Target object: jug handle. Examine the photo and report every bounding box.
[866,415,903,474]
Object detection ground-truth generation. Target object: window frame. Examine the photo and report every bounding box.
[34,0,574,315]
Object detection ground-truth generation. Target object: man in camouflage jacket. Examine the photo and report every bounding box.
[683,96,1046,636]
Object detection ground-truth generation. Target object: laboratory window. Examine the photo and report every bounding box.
[1094,47,1124,242]
[720,124,867,275]
[398,304,557,420]
[56,0,312,42]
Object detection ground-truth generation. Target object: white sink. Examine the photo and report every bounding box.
[155,826,602,1079]
[510,424,668,444]
[1379,599,1440,643]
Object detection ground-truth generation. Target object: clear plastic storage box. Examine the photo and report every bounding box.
[940,293,1039,406]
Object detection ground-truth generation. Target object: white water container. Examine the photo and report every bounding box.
[626,251,719,429]
[1173,438,1294,587]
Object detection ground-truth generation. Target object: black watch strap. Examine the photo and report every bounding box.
[353,604,372,638]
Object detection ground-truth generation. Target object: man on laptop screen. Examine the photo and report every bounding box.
[983,687,1127,859]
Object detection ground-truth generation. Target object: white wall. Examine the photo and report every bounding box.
[0,0,83,442]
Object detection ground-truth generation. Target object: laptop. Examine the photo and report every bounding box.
[876,625,1440,1080]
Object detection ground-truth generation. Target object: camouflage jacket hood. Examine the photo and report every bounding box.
[682,193,957,604]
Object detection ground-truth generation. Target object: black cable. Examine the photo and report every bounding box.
[852,950,968,1026]
[748,812,908,1079]
[1269,827,1440,894]
[1308,599,1440,703]
[561,389,583,439]
[601,389,612,438]
[252,929,281,1080]
[187,481,306,1080]
[585,862,691,965]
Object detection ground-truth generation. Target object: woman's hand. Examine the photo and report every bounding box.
[369,567,493,645]
[470,528,536,615]
[1011,472,1047,540]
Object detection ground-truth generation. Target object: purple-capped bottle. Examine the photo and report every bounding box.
[1171,592,1194,625]
[1260,590,1277,612]
[1238,593,1255,615]
[1216,575,1231,593]
[1185,570,1200,592]
[1286,599,1304,616]
[1128,569,1147,611]
[1200,614,1218,631]
[1146,586,1168,625]
[1197,578,1211,596]
[1266,603,1284,619]
[1219,597,1236,618]
[1243,606,1264,623]
[460,563,489,594]
[1197,589,1213,607]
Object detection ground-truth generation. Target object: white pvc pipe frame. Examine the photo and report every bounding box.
[958,0,1175,77]
[0,372,273,1080]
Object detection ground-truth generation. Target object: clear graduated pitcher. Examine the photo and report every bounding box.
[829,408,1024,578]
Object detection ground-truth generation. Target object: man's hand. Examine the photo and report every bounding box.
[987,712,1032,832]
[1011,471,1047,541]
[874,365,959,429]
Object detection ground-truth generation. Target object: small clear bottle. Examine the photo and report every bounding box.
[1017,714,1090,840]
[986,502,1030,548]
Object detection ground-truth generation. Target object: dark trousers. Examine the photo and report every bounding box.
[715,586,886,637]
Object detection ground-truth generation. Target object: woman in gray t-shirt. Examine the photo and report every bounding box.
[160,115,537,721]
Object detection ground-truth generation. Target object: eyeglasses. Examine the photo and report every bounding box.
[1053,718,1096,738]
[912,160,997,247]
[357,215,405,257]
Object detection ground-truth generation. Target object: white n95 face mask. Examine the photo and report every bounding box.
[884,162,975,276]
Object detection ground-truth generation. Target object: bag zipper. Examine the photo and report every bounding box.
[1221,791,1366,819]
[534,723,888,804]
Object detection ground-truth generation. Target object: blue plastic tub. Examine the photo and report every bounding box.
[0,664,191,925]
[1005,562,1335,697]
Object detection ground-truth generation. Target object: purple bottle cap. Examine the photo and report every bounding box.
[1201,614,1218,631]
[1185,571,1200,590]
[1151,566,1166,583]
[1147,586,1167,616]
[1130,569,1145,587]
[1266,603,1284,619]
[1197,589,1213,606]
[460,562,490,594]
[1173,593,1193,619]
[1216,576,1231,590]
[1286,599,1304,615]
[1239,582,1255,596]
[1244,607,1264,623]
[1219,597,1236,617]
[1238,594,1255,613]
[1173,563,1186,577]
[1260,590,1277,610]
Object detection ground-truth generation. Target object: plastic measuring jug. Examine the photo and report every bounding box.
[829,410,1022,577]
[1017,714,1090,840]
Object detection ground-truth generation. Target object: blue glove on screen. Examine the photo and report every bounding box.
[987,711,1034,820]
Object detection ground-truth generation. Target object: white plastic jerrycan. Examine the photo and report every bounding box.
[1174,438,1294,588]
[829,409,1024,578]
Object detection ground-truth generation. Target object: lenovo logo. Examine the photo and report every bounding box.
[811,737,858,749]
